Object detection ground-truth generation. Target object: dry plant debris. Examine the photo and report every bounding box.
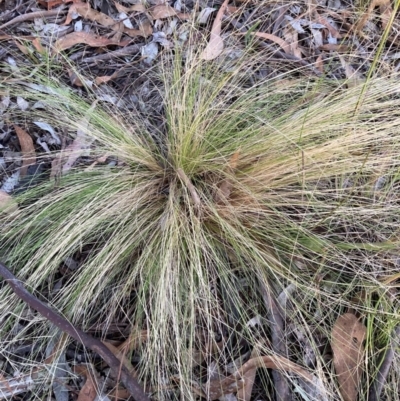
[0,189,18,213]
[0,261,150,401]
[201,0,230,60]
[331,313,366,401]
[13,125,35,177]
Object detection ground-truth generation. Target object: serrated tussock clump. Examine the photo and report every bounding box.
[1,49,400,399]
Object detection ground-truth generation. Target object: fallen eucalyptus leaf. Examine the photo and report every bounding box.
[54,32,130,52]
[201,0,229,60]
[0,190,18,213]
[331,313,366,401]
[14,125,36,177]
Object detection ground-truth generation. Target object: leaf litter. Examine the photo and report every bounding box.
[331,313,366,401]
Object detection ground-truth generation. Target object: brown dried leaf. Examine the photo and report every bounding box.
[331,313,366,401]
[13,40,30,55]
[283,25,302,58]
[137,19,153,37]
[315,53,323,73]
[319,44,350,52]
[0,190,18,214]
[252,31,291,54]
[102,341,137,377]
[64,2,148,38]
[64,2,123,32]
[31,38,46,54]
[68,69,84,87]
[229,149,240,170]
[14,125,36,177]
[61,138,85,172]
[114,3,151,37]
[115,2,146,14]
[236,350,258,401]
[74,365,99,401]
[202,354,313,400]
[201,0,229,60]
[95,69,120,85]
[379,0,393,30]
[54,32,130,52]
[149,4,178,19]
[124,26,150,38]
[355,0,392,32]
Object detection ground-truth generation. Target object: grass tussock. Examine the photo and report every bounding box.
[1,45,400,400]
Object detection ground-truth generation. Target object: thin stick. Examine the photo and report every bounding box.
[80,44,141,63]
[369,326,400,401]
[0,9,67,31]
[259,279,292,401]
[0,262,150,401]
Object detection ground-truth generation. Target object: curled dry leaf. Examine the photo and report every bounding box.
[149,4,178,19]
[149,4,190,20]
[125,25,151,38]
[0,190,18,214]
[54,32,130,52]
[201,0,229,60]
[95,65,126,85]
[114,2,146,14]
[13,125,36,177]
[252,32,291,54]
[331,313,366,401]
[197,7,216,24]
[236,349,258,401]
[31,38,46,55]
[74,365,99,401]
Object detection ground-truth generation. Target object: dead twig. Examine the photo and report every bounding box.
[369,326,400,401]
[80,45,141,64]
[0,9,67,31]
[0,262,150,401]
[259,279,292,401]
